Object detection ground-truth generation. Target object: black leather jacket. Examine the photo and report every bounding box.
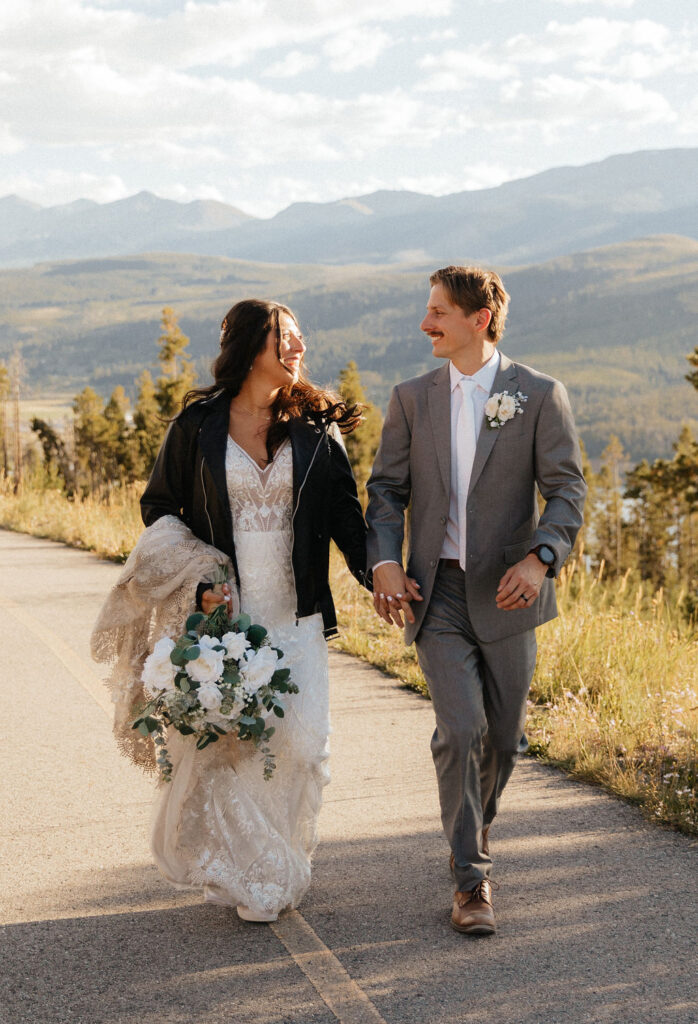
[140,391,369,638]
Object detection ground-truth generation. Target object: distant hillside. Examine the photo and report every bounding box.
[1,235,697,463]
[2,149,698,269]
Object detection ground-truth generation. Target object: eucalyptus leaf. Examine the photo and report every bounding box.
[246,624,268,646]
[186,613,206,632]
[183,646,200,661]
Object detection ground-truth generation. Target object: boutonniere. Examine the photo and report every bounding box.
[484,390,527,429]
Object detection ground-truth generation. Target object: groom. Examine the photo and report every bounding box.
[365,265,586,934]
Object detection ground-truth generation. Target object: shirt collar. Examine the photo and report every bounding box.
[449,349,501,393]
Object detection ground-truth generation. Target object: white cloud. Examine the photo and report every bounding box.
[556,0,636,7]
[0,124,24,155]
[263,50,319,78]
[0,170,130,206]
[417,47,514,91]
[0,0,451,75]
[528,74,676,127]
[324,27,393,72]
[504,18,698,81]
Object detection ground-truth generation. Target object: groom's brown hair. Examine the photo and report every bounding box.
[430,266,510,344]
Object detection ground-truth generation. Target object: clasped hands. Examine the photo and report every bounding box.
[372,553,548,627]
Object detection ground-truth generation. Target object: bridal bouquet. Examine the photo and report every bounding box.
[132,602,298,782]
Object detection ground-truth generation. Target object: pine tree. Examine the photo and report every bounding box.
[102,385,135,486]
[155,307,197,419]
[30,417,73,491]
[591,435,627,576]
[133,369,164,478]
[73,386,108,496]
[337,361,383,507]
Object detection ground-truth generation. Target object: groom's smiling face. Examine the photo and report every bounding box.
[420,283,490,362]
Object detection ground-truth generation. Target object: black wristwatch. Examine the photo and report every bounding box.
[530,544,556,569]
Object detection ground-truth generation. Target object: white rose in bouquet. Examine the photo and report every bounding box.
[221,630,252,661]
[142,636,177,692]
[185,635,225,685]
[498,394,516,421]
[240,646,279,695]
[197,681,224,711]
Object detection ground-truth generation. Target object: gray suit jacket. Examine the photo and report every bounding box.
[365,354,587,645]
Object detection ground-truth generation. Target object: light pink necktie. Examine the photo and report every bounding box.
[456,378,477,571]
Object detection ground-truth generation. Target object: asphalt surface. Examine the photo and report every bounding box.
[0,528,696,1024]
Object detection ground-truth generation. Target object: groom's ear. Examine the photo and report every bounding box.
[475,308,492,333]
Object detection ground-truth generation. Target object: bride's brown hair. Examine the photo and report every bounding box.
[181,299,362,463]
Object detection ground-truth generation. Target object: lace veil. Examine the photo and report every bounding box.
[91,515,237,771]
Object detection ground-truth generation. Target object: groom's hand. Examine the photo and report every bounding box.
[496,554,547,610]
[372,563,422,627]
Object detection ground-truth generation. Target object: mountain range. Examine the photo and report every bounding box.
[2,148,698,268]
[2,233,697,463]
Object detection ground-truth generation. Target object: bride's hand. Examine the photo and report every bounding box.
[201,583,233,615]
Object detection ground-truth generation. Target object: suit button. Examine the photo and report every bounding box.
[430,559,436,567]
[440,516,446,524]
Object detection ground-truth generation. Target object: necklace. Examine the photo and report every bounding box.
[230,402,272,421]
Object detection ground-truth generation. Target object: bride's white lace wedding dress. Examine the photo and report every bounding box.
[150,437,330,918]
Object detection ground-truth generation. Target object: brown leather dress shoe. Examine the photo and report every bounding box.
[449,826,490,877]
[451,880,496,935]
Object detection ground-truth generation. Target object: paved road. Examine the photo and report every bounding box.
[1,528,696,1024]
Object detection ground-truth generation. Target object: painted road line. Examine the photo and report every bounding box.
[0,592,113,714]
[2,589,388,1024]
[271,911,388,1024]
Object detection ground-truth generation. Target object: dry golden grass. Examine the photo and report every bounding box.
[330,549,697,835]
[0,481,142,562]
[1,483,696,834]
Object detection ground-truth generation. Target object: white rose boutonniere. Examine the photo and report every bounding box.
[485,390,527,429]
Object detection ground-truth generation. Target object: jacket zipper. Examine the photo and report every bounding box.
[200,456,215,545]
[290,431,325,624]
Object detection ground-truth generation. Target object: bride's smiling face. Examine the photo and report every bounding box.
[253,312,306,387]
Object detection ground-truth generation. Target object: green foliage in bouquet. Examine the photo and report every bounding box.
[132,599,299,782]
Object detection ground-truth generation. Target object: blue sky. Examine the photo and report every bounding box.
[1,0,697,216]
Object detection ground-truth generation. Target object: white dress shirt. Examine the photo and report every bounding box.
[374,350,500,576]
[439,351,500,565]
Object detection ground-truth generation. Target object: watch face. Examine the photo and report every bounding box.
[539,545,555,565]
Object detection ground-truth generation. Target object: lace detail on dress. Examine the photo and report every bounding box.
[226,437,293,533]
[150,436,330,916]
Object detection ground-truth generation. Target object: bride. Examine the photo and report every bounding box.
[92,298,369,922]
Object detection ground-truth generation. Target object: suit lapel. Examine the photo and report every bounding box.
[468,353,518,495]
[427,364,451,495]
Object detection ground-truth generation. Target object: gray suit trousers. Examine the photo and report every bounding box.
[415,563,536,892]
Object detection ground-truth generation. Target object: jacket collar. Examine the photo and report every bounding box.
[197,392,325,511]
[288,417,326,512]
